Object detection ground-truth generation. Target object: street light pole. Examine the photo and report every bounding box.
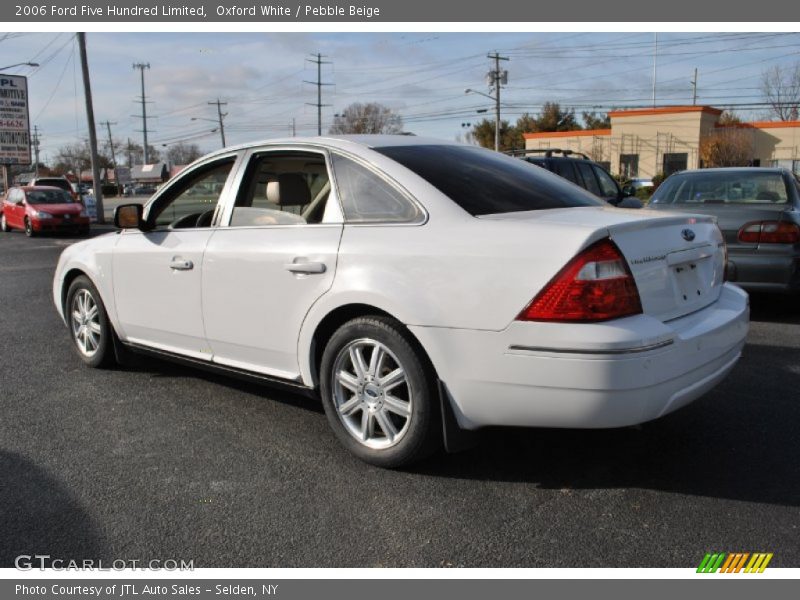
[0,61,39,70]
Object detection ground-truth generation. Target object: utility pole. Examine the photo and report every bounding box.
[208,99,227,148]
[132,62,151,163]
[691,68,698,105]
[652,33,658,108]
[100,120,119,193]
[32,125,41,177]
[126,137,134,167]
[487,52,509,153]
[77,33,105,224]
[304,53,332,136]
[291,117,296,137]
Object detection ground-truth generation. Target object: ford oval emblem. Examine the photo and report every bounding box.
[681,228,696,242]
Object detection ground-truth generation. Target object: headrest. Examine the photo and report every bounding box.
[266,173,311,206]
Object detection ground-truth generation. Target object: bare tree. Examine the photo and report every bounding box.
[700,128,754,168]
[761,63,800,121]
[165,142,203,166]
[329,102,404,134]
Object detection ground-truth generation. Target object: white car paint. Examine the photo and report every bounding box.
[54,135,749,433]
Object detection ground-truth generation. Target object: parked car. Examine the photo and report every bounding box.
[649,167,800,293]
[53,136,748,467]
[624,177,655,192]
[515,149,643,208]
[28,176,80,202]
[134,184,157,196]
[2,186,90,237]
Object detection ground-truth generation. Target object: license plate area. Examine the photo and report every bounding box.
[672,261,710,305]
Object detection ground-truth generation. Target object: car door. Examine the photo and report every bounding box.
[7,189,25,228]
[202,147,343,380]
[111,154,241,359]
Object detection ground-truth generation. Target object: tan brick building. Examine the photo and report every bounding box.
[523,106,800,179]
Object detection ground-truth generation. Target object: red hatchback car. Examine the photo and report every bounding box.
[1,186,90,237]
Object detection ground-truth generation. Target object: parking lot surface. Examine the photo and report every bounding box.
[1,229,798,567]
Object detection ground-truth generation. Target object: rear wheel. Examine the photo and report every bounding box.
[0,213,9,232]
[24,217,34,237]
[320,316,440,468]
[66,276,115,368]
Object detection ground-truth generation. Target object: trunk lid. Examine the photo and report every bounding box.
[482,207,726,322]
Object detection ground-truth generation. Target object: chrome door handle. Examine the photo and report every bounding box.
[169,257,194,270]
[284,261,326,274]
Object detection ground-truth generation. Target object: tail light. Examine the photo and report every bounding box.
[518,238,642,322]
[738,221,800,244]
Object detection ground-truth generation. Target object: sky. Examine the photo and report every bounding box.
[2,31,800,165]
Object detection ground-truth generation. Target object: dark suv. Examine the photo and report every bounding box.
[514,149,642,208]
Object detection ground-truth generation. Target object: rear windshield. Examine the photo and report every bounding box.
[27,189,75,204]
[652,171,789,205]
[34,179,72,191]
[373,145,602,216]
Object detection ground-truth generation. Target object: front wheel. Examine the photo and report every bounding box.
[320,316,440,468]
[0,213,9,232]
[65,276,115,368]
[24,217,34,237]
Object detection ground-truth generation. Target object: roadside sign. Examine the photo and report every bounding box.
[0,74,32,166]
[81,192,98,222]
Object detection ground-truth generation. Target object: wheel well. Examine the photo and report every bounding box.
[310,304,435,387]
[61,268,88,314]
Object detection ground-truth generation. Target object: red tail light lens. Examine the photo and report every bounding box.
[738,221,800,244]
[518,239,642,322]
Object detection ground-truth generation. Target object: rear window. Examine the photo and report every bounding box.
[373,145,602,216]
[652,171,789,205]
[34,178,72,191]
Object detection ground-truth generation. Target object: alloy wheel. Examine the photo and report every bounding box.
[331,338,413,450]
[70,289,102,357]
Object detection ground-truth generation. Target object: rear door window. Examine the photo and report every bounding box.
[576,162,602,196]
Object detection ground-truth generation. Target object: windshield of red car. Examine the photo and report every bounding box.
[26,189,76,204]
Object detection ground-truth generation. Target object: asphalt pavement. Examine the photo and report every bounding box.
[1,228,798,568]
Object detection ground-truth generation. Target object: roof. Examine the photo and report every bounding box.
[523,129,611,140]
[608,106,723,118]
[188,135,461,168]
[666,167,788,176]
[131,163,168,179]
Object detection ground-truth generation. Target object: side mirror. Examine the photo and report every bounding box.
[621,185,636,197]
[114,203,144,229]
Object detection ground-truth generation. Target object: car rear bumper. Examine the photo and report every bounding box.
[409,283,749,430]
[726,250,800,293]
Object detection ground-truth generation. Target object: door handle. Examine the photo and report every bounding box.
[169,257,194,271]
[284,260,326,274]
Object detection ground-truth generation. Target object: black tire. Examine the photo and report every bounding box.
[319,316,441,468]
[0,213,9,232]
[65,275,115,368]
[24,217,34,237]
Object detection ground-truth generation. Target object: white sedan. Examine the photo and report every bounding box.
[53,136,749,467]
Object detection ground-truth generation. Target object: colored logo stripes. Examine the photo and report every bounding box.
[697,552,773,573]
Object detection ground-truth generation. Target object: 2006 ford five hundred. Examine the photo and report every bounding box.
[53,136,749,467]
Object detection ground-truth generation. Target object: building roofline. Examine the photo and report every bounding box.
[523,128,611,140]
[608,106,723,118]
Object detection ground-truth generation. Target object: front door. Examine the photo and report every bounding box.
[202,149,343,380]
[112,156,240,358]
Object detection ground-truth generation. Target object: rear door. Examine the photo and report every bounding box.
[202,147,343,380]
